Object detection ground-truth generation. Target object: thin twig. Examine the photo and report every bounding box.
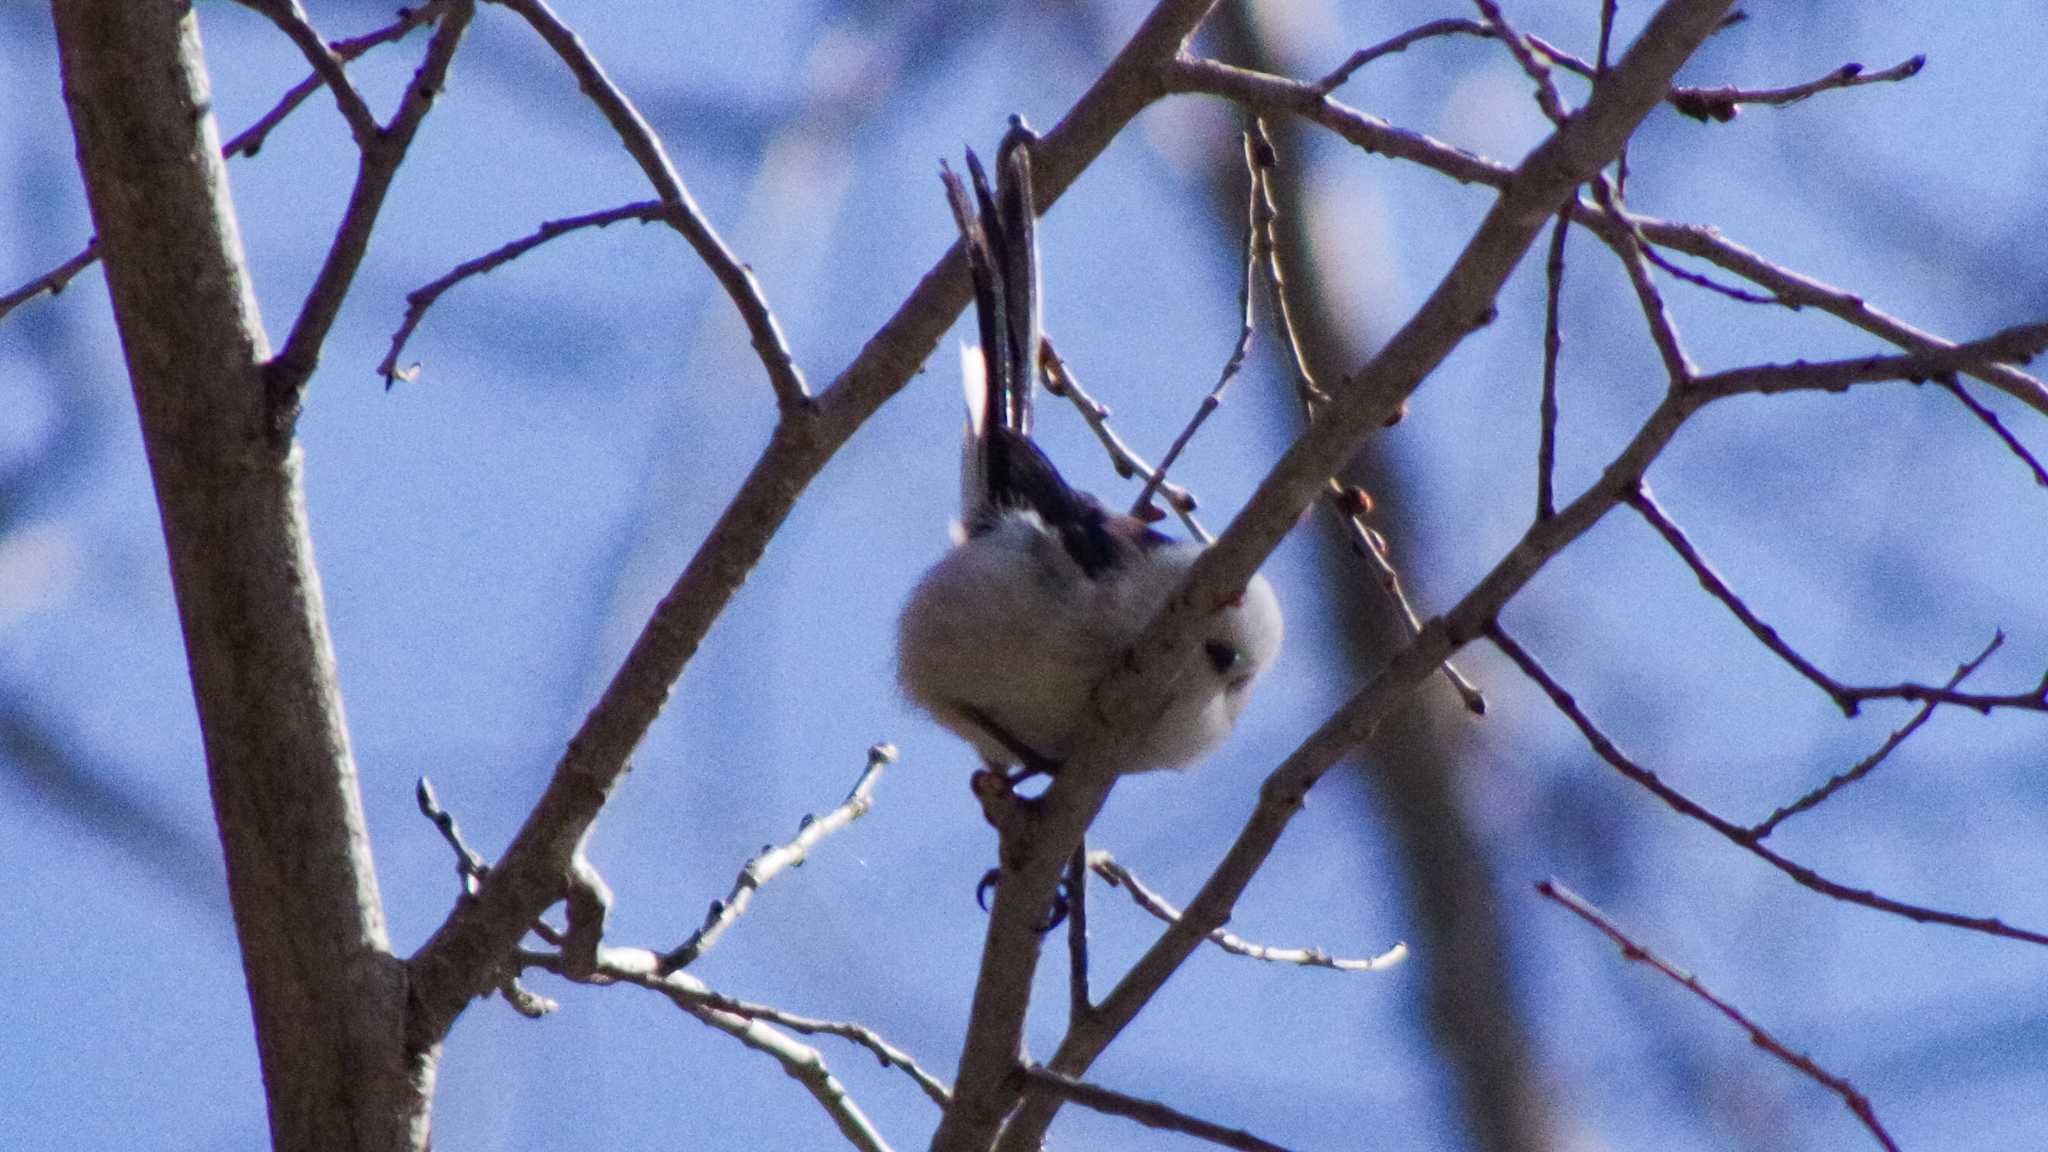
[415,775,488,896]
[1244,119,1486,714]
[1751,633,2004,839]
[1017,1064,1298,1152]
[1590,177,1693,385]
[1313,18,1492,95]
[1538,210,1568,521]
[524,949,898,1152]
[1473,0,1570,123]
[382,200,673,382]
[1670,55,1928,122]
[1487,621,2048,947]
[1938,377,2048,487]
[1040,339,1207,539]
[235,0,381,148]
[1090,851,1407,972]
[491,0,811,413]
[1067,840,1092,1025]
[1538,880,1902,1152]
[1639,242,1786,305]
[1161,55,2048,417]
[266,0,476,417]
[0,241,99,323]
[660,743,893,973]
[1132,129,1260,518]
[2,4,441,327]
[1628,481,2048,718]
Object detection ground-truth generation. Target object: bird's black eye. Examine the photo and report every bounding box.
[1203,640,1241,677]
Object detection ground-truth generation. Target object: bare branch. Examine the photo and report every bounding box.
[1067,841,1093,1026]
[1589,177,1694,385]
[1670,55,1928,123]
[1040,339,1207,539]
[1539,211,1568,521]
[415,775,488,896]
[1313,18,1492,95]
[1937,377,2048,487]
[1090,852,1407,972]
[1487,621,2048,947]
[1751,633,2004,839]
[491,0,811,413]
[1244,118,1485,714]
[1628,478,2048,719]
[660,743,893,973]
[235,0,381,148]
[1132,129,1261,518]
[381,200,673,383]
[1686,319,2048,402]
[408,0,1204,1050]
[526,949,899,1152]
[1472,0,1571,123]
[0,240,99,323]
[1538,880,1902,1152]
[996,9,1743,1143]
[1164,58,2048,417]
[225,4,447,160]
[266,0,476,420]
[1017,1064,1299,1152]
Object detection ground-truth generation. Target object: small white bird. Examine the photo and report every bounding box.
[896,123,1283,783]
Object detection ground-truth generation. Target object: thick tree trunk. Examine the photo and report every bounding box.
[52,3,433,1148]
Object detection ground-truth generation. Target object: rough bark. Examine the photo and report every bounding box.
[52,3,431,1149]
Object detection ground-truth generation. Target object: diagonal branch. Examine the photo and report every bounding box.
[1488,622,2048,947]
[997,8,1742,1147]
[491,0,810,413]
[1090,851,1406,972]
[1538,880,1902,1152]
[266,0,475,422]
[660,744,893,973]
[1017,1065,1298,1152]
[406,0,1232,1056]
[381,200,673,383]
[1750,632,2003,839]
[235,0,380,148]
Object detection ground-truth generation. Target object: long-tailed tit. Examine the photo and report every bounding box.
[897,124,1283,781]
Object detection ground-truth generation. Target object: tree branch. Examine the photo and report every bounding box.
[1538,880,1902,1152]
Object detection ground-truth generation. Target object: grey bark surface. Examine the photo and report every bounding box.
[52,2,433,1148]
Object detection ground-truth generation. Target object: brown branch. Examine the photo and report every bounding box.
[225,4,447,160]
[1938,377,2048,487]
[1039,339,1206,538]
[1018,1065,1298,1152]
[1539,211,1568,521]
[1751,632,2004,839]
[659,744,893,973]
[1628,481,2048,719]
[1686,320,2048,401]
[491,0,811,413]
[1000,11,1743,1145]
[1164,57,2048,418]
[0,240,99,323]
[235,0,381,148]
[1090,851,1407,972]
[1313,18,1493,95]
[1246,118,1485,714]
[415,775,488,896]
[1589,177,1694,385]
[1132,128,1261,518]
[380,200,673,383]
[1473,0,1570,123]
[1670,55,1927,122]
[1487,622,2048,947]
[5,5,441,327]
[524,949,897,1152]
[407,0,1227,1062]
[266,0,476,424]
[1538,880,1902,1152]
